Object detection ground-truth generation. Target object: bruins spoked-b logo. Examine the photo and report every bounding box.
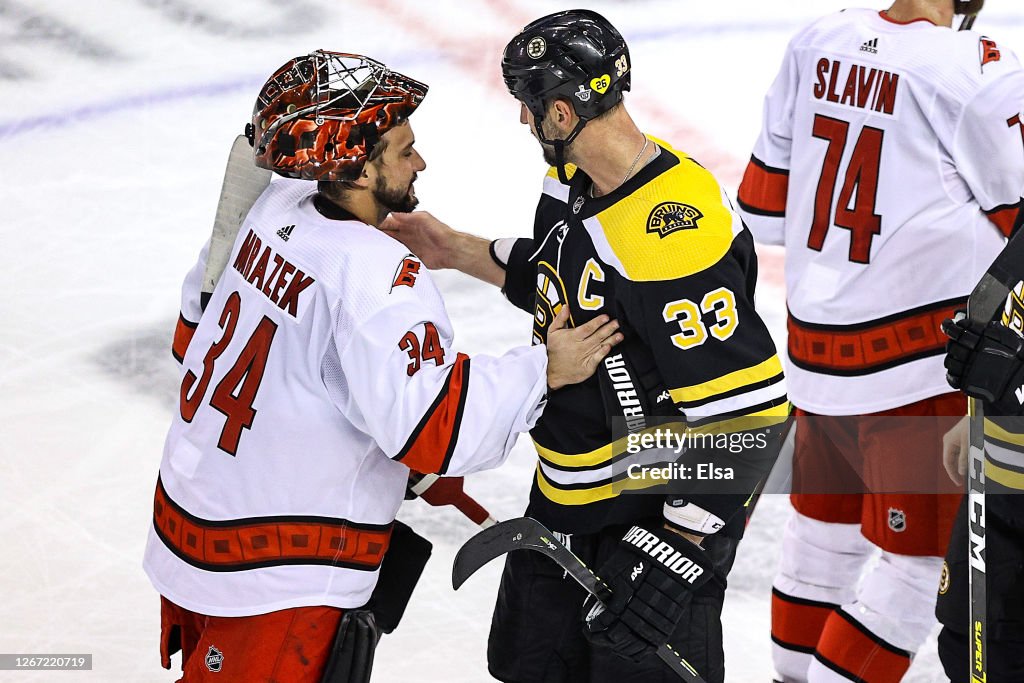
[527,36,547,59]
[938,561,951,595]
[205,645,224,673]
[533,261,572,345]
[646,202,703,238]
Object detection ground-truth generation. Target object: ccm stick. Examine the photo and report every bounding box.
[452,517,706,682]
[961,223,1024,682]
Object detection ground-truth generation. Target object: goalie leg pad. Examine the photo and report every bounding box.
[320,610,380,683]
[365,520,432,634]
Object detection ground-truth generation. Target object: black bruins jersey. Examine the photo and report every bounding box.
[985,281,1024,517]
[502,137,791,534]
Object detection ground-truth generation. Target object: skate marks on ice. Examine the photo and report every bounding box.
[92,322,179,412]
[0,0,120,79]
[134,0,323,39]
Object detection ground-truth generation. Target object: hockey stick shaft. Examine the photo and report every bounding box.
[453,495,497,528]
[201,135,272,300]
[408,473,497,528]
[452,518,706,682]
[958,224,1024,681]
[967,398,987,683]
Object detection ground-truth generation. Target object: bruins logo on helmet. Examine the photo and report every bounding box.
[646,202,703,238]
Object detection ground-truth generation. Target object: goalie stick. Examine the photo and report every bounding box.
[962,225,1024,683]
[452,517,706,682]
[407,473,497,528]
[199,134,273,308]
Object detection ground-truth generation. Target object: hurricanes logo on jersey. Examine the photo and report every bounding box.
[646,202,703,238]
[980,38,1001,67]
[391,256,421,289]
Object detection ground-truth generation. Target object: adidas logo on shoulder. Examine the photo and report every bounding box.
[860,37,879,54]
[276,224,295,241]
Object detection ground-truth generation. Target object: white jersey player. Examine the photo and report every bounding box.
[143,51,622,683]
[737,2,1024,681]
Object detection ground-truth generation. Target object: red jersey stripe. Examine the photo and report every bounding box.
[738,156,790,217]
[395,353,471,474]
[172,313,198,363]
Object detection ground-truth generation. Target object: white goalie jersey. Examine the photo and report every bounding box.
[144,180,548,617]
[738,9,1024,414]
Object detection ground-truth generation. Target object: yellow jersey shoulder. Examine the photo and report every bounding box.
[595,138,741,282]
[546,163,578,183]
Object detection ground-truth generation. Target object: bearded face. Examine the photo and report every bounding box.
[374,170,419,214]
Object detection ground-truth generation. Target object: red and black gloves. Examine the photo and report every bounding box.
[943,312,1024,416]
[583,525,714,661]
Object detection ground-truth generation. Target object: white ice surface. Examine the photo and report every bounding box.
[3,1,1023,680]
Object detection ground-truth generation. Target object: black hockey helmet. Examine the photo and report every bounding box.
[956,0,984,30]
[502,10,630,180]
[502,9,630,125]
[955,0,984,15]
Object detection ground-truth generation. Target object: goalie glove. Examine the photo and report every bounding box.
[943,312,1024,415]
[582,524,713,662]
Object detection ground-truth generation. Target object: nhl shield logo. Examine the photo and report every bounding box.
[888,508,907,533]
[205,645,224,673]
[646,202,703,238]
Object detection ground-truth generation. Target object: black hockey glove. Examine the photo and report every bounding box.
[582,525,713,662]
[943,312,1024,416]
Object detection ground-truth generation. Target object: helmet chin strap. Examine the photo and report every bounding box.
[535,115,588,185]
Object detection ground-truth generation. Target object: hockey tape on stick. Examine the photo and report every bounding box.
[453,517,706,682]
[201,135,272,296]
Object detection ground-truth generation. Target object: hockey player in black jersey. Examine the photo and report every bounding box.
[937,281,1024,682]
[384,10,789,682]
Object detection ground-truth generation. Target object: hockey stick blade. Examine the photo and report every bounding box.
[452,518,706,682]
[201,135,272,297]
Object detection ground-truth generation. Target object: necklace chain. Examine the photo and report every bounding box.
[621,136,650,187]
[591,136,650,198]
